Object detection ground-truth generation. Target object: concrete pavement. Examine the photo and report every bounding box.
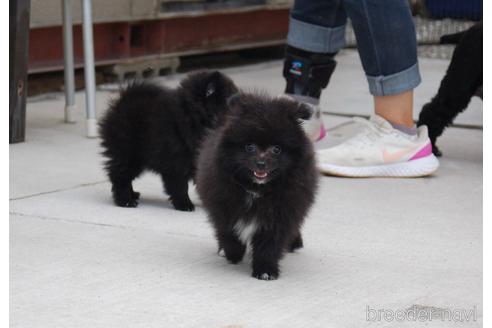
[10,50,482,327]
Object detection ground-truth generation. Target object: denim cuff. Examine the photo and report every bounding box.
[367,63,421,96]
[287,17,346,53]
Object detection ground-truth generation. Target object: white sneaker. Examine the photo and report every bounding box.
[280,95,326,142]
[317,115,439,177]
[301,102,327,142]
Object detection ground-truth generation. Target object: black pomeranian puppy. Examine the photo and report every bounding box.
[99,71,238,211]
[196,93,318,280]
[417,23,482,156]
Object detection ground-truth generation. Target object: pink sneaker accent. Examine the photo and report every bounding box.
[316,123,327,141]
[409,143,432,161]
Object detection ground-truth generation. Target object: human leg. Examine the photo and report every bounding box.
[317,0,438,177]
[283,0,346,141]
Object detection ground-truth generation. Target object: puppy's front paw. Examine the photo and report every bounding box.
[289,235,303,252]
[432,144,442,157]
[253,272,278,281]
[113,188,140,208]
[114,197,139,208]
[224,247,245,264]
[172,199,195,212]
[252,264,279,280]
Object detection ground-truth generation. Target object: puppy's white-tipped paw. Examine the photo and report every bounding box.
[255,272,278,281]
[217,249,225,257]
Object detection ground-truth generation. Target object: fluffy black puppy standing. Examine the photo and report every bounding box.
[417,23,482,156]
[196,93,318,280]
[99,71,238,211]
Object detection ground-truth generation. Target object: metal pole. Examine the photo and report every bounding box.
[81,0,97,137]
[9,0,30,143]
[62,0,76,123]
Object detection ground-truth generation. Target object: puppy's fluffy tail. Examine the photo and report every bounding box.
[108,82,164,115]
[440,30,466,44]
[99,82,164,159]
[440,22,482,45]
[99,82,163,131]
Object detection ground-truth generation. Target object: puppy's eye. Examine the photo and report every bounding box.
[245,144,256,152]
[271,145,281,154]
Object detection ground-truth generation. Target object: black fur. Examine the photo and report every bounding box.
[99,71,238,210]
[417,23,482,156]
[196,93,318,280]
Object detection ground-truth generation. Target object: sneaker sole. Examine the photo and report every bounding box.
[318,155,440,178]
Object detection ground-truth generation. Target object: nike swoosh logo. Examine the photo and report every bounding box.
[383,146,420,163]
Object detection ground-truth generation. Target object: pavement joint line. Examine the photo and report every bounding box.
[10,180,108,201]
[10,211,214,240]
[10,211,128,229]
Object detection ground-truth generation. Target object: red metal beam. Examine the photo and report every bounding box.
[28,8,289,73]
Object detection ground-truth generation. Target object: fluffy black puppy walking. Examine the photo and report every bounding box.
[196,93,318,280]
[417,23,482,156]
[99,71,238,211]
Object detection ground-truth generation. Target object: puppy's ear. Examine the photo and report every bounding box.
[295,103,313,120]
[226,93,242,108]
[278,96,313,120]
[205,71,221,98]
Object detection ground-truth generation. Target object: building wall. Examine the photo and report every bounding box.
[30,0,292,28]
[30,0,158,28]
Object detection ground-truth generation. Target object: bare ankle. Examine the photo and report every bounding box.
[374,90,414,127]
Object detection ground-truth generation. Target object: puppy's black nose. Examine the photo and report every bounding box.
[256,160,266,170]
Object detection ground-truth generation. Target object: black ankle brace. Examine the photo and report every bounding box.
[283,46,337,99]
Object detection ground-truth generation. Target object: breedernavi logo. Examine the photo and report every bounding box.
[366,305,478,322]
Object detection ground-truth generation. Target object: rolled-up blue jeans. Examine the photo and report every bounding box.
[287,0,421,96]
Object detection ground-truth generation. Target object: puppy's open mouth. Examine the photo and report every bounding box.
[253,170,268,179]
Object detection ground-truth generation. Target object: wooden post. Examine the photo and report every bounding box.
[10,0,31,143]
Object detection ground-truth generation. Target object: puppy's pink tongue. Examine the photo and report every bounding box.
[254,171,268,178]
